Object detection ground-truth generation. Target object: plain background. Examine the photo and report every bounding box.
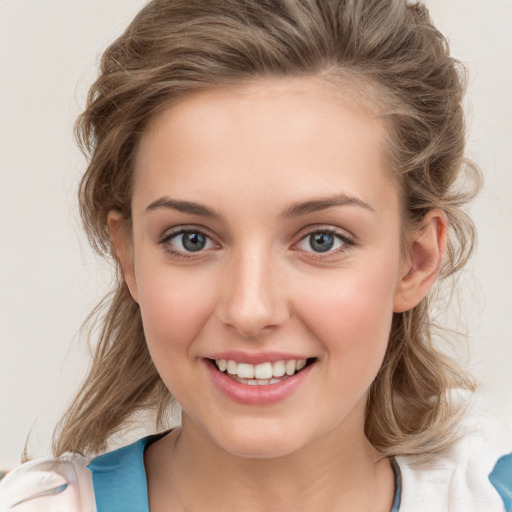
[1,0,511,469]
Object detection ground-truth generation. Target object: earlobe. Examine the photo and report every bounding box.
[393,210,447,313]
[108,211,139,303]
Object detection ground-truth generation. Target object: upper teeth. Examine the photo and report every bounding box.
[215,359,307,379]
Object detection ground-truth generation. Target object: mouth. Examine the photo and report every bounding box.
[208,357,316,386]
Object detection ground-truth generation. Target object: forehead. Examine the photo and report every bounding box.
[140,75,388,147]
[133,76,398,216]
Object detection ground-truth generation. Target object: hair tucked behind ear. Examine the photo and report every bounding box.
[54,0,480,458]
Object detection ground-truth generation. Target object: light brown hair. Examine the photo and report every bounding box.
[54,0,480,458]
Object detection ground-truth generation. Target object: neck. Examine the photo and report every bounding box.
[145,407,395,512]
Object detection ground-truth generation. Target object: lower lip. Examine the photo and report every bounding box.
[204,360,314,406]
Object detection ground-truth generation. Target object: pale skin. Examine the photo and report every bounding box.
[109,77,447,511]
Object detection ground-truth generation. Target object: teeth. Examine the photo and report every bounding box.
[285,360,297,376]
[215,358,308,380]
[227,360,238,375]
[254,362,272,379]
[272,361,286,377]
[237,363,255,379]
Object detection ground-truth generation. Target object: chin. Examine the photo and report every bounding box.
[220,436,301,459]
[205,417,314,459]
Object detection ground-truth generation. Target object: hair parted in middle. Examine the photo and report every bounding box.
[54,0,480,460]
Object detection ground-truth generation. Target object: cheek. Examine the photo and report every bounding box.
[293,257,399,361]
[135,264,216,359]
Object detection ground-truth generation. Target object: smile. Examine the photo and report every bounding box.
[205,356,316,405]
[214,359,308,385]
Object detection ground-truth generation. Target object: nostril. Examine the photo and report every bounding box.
[225,321,278,339]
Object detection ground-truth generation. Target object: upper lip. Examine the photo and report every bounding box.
[204,351,313,365]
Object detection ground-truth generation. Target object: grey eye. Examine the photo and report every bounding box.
[180,232,207,252]
[164,230,215,253]
[309,232,335,252]
[297,231,345,253]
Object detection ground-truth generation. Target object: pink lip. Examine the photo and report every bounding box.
[204,351,310,365]
[203,358,314,406]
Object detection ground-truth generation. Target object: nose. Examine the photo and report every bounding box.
[216,245,289,338]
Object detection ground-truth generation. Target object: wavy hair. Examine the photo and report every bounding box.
[54,0,480,458]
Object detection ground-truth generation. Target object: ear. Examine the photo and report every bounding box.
[393,209,447,313]
[108,211,139,303]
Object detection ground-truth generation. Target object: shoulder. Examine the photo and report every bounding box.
[0,434,162,512]
[86,435,160,512]
[0,453,96,512]
[396,402,512,512]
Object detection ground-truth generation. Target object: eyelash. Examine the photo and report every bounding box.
[294,228,355,261]
[158,227,355,260]
[159,228,217,259]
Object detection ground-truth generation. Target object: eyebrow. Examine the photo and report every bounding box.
[145,197,221,218]
[280,193,375,218]
[145,193,374,219]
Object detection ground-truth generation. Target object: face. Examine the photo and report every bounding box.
[116,77,415,458]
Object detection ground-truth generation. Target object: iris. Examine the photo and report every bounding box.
[309,232,335,252]
[181,232,207,252]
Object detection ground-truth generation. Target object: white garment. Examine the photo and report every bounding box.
[0,454,94,512]
[397,409,512,511]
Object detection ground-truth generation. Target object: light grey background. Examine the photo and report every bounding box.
[1,0,511,468]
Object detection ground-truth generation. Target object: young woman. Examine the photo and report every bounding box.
[1,0,511,511]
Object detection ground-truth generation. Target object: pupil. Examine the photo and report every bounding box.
[310,233,334,252]
[183,232,206,251]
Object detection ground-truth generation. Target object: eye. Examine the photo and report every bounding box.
[296,229,352,255]
[160,229,217,255]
